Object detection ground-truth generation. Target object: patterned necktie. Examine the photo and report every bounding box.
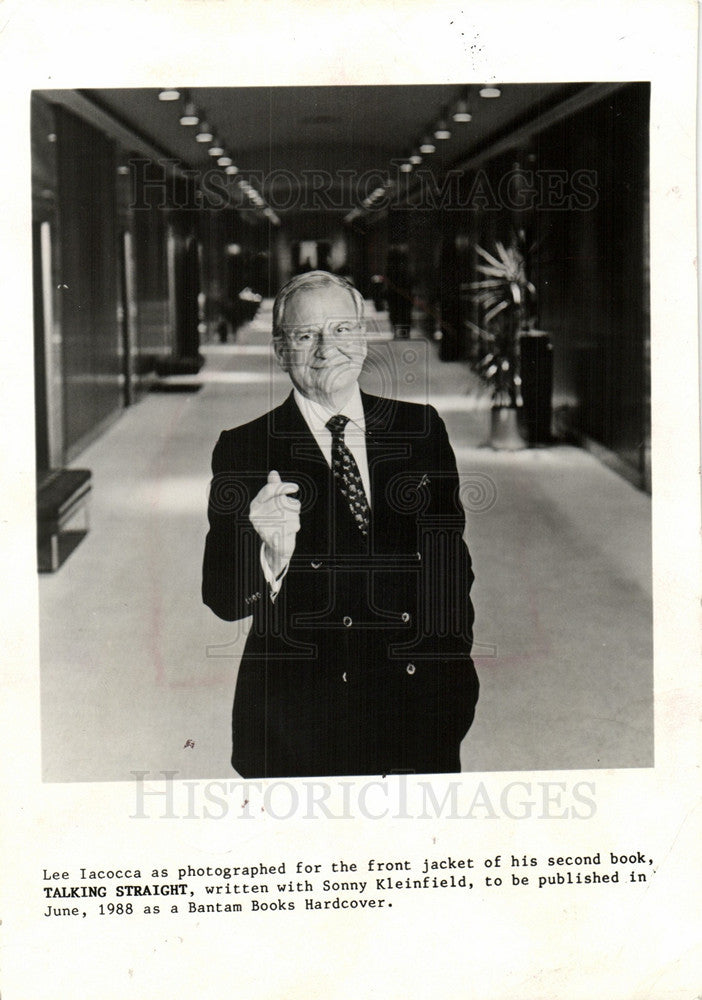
[326,414,370,536]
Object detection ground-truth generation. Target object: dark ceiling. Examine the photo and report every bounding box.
[84,83,586,216]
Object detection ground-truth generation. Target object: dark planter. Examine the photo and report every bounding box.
[490,406,526,450]
[520,331,553,445]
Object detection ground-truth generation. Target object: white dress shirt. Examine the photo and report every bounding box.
[291,386,371,502]
[260,386,371,598]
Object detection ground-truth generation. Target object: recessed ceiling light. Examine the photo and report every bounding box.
[479,85,501,98]
[179,102,199,126]
[158,89,180,101]
[452,101,472,123]
[434,121,451,140]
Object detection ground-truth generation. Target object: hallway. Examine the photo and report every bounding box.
[39,302,653,782]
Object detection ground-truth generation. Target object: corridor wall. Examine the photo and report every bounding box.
[384,83,650,490]
[31,94,215,468]
[54,105,121,460]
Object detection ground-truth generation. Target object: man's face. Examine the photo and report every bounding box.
[275,284,367,408]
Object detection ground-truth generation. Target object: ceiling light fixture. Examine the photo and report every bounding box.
[158,89,180,101]
[208,143,225,157]
[452,101,472,123]
[419,137,436,154]
[399,162,413,173]
[217,156,232,167]
[434,121,451,140]
[225,165,239,175]
[409,153,422,165]
[195,124,213,142]
[179,102,199,126]
[479,85,501,98]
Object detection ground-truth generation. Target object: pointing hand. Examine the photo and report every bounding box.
[249,470,301,577]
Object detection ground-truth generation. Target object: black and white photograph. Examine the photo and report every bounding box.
[34,82,653,782]
[1,3,700,999]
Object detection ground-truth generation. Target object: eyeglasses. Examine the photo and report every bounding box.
[283,320,364,348]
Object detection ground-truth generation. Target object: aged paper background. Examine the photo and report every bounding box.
[1,1,700,998]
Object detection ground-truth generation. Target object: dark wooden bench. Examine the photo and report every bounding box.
[37,469,92,572]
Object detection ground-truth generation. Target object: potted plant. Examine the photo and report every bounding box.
[469,232,537,449]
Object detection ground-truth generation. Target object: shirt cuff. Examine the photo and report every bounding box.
[260,544,291,600]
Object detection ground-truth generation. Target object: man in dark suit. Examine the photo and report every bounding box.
[203,271,478,778]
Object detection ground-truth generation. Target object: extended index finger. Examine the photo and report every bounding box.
[266,469,298,494]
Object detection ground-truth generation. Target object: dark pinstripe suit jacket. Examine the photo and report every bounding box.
[203,390,478,777]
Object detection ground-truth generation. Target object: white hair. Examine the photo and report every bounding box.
[272,270,364,341]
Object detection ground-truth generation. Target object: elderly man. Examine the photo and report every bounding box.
[203,270,478,778]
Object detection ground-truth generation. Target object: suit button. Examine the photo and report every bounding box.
[401,612,410,623]
[343,616,353,628]
[406,663,416,676]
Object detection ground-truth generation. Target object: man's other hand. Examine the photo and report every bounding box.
[249,470,301,577]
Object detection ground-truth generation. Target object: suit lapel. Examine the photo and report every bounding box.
[269,390,417,555]
[361,392,414,546]
[268,392,332,556]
